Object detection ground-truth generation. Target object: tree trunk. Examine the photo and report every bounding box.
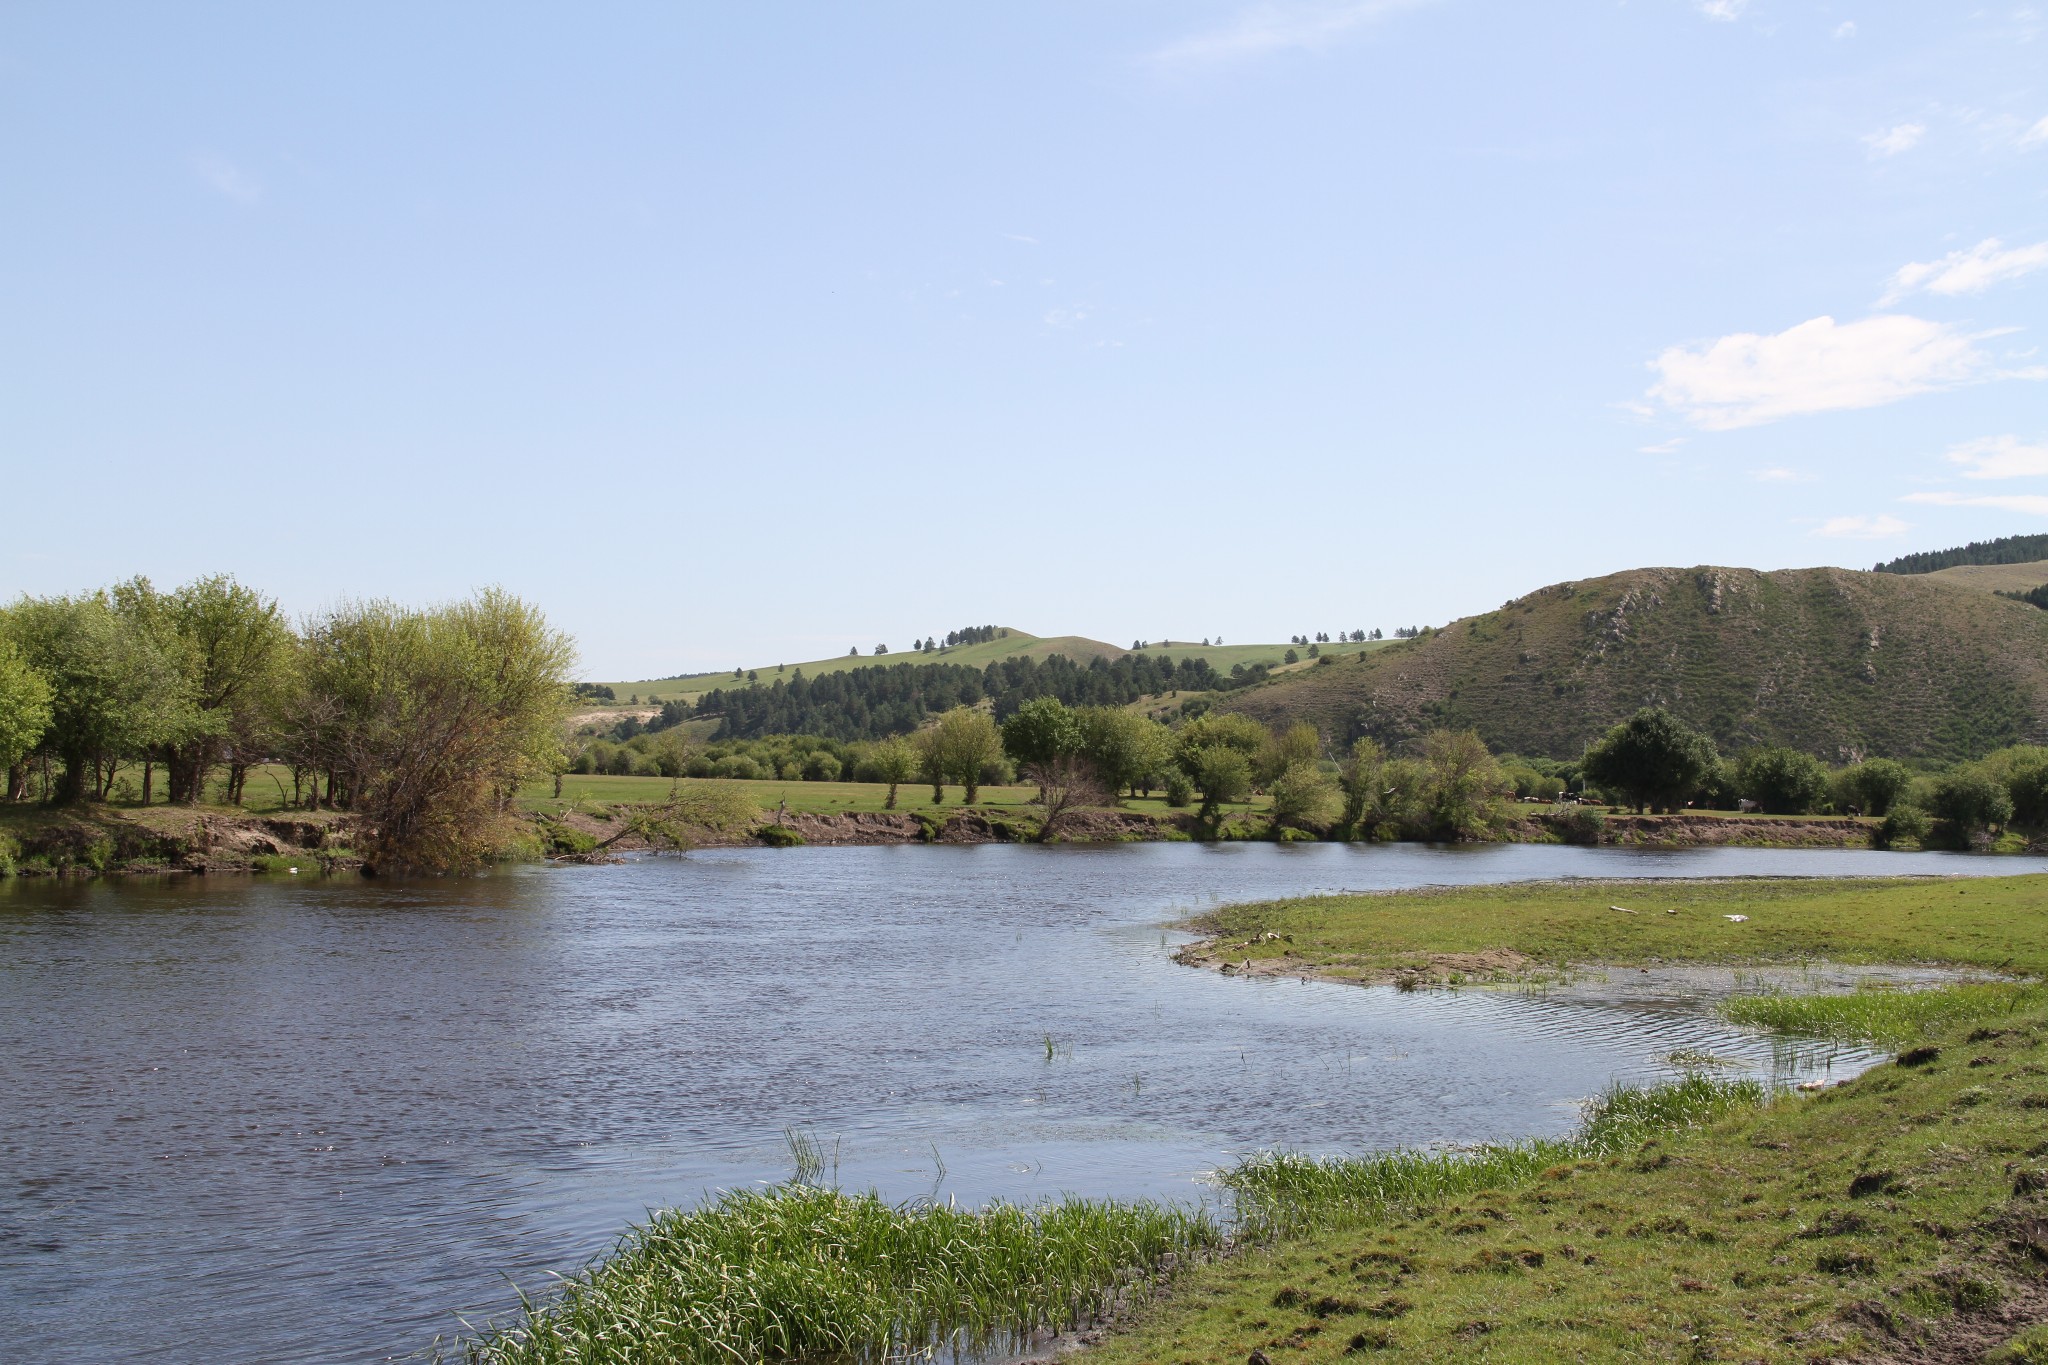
[6,762,27,803]
[141,762,153,805]
[53,749,90,804]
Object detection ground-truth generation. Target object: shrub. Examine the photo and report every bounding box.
[1270,761,1340,832]
[1162,770,1193,808]
[1734,747,1830,814]
[1928,770,2013,836]
[711,756,761,781]
[1554,807,1606,846]
[1873,804,1931,849]
[1832,758,1913,817]
[0,830,19,877]
[757,824,805,847]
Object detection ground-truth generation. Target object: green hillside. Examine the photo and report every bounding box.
[1928,557,2048,595]
[1218,565,2048,762]
[593,631,1382,704]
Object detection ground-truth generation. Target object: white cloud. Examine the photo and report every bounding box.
[1752,467,1812,483]
[2021,116,2048,149]
[1881,238,2048,302]
[1944,434,2048,479]
[1812,514,1910,539]
[1902,491,2048,515]
[1833,20,1857,38]
[1647,314,2034,430]
[1146,0,1434,69]
[192,151,261,204]
[1863,123,1925,157]
[1638,437,1686,455]
[1696,0,1749,19]
[1002,233,1039,245]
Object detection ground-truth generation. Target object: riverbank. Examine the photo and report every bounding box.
[0,803,359,876]
[453,872,2048,1364]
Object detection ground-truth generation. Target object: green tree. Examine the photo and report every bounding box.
[1338,736,1385,833]
[1831,758,1913,817]
[930,707,1003,803]
[1255,722,1321,787]
[870,736,917,809]
[0,634,54,799]
[1001,697,1081,796]
[1184,744,1252,818]
[1075,707,1171,799]
[1580,708,1719,813]
[1419,729,1511,838]
[1733,747,1830,815]
[1270,761,1339,832]
[1927,770,2013,838]
[302,589,574,873]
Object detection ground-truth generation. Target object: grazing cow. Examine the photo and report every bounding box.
[1737,798,1762,813]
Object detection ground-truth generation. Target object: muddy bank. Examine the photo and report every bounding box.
[1551,811,1880,849]
[0,807,360,876]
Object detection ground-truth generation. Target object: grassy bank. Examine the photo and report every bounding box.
[1179,875,2048,983]
[1090,986,2048,1363]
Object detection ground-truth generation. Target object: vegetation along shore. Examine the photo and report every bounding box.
[457,873,2048,1363]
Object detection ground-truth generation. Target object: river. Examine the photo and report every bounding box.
[2,841,2041,1363]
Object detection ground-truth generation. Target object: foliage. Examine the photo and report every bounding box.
[926,707,1003,803]
[1074,707,1172,799]
[1926,769,2013,836]
[1028,754,1109,842]
[757,824,805,847]
[867,736,916,809]
[1580,707,1718,812]
[0,637,54,779]
[1183,745,1252,818]
[1418,728,1512,838]
[1337,737,1384,832]
[1000,696,1081,774]
[462,1185,1220,1365]
[1733,745,1830,814]
[1162,769,1193,808]
[1721,981,2041,1049]
[1254,722,1321,787]
[1873,803,1930,849]
[1268,761,1339,832]
[1832,757,1913,816]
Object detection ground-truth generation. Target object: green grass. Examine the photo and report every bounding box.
[1184,875,2048,981]
[1088,993,2048,1363]
[1719,980,2046,1047]
[459,1186,1223,1365]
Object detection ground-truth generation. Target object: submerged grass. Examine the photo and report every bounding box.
[1224,1073,1764,1233]
[461,1186,1222,1365]
[1720,980,2046,1048]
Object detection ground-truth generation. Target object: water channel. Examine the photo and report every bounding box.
[3,841,2042,1363]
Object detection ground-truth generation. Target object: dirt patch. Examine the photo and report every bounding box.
[1536,811,1879,849]
[4,806,359,875]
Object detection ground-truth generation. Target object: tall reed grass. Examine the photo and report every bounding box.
[1720,981,2042,1048]
[1221,1072,1765,1232]
[462,1186,1221,1365]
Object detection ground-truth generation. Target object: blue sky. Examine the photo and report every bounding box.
[5,2,2046,679]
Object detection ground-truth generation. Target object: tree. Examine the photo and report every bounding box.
[1831,758,1913,817]
[1255,721,1320,787]
[914,726,947,803]
[1580,708,1719,813]
[0,634,53,799]
[1184,744,1252,818]
[1077,707,1171,799]
[1734,747,1830,815]
[302,589,574,873]
[1419,729,1511,838]
[1927,770,2013,838]
[874,644,888,655]
[1028,754,1108,842]
[930,706,1003,803]
[1270,761,1338,831]
[870,736,917,809]
[1000,696,1081,794]
[1339,737,1385,832]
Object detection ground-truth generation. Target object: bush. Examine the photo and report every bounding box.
[1873,805,1931,850]
[0,830,17,877]
[711,756,761,781]
[1554,807,1606,846]
[1269,761,1339,832]
[1734,747,1830,815]
[1928,770,2013,836]
[1832,758,1913,817]
[1163,770,1193,808]
[757,824,805,847]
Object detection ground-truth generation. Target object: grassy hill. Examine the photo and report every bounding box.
[1218,565,2048,762]
[1928,558,2048,595]
[593,631,1382,705]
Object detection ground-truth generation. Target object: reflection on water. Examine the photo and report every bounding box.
[0,840,2037,1363]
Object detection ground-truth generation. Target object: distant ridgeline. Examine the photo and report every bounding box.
[668,653,1252,742]
[1873,533,2048,575]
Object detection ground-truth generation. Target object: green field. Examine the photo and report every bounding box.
[522,772,1269,820]
[583,629,1387,706]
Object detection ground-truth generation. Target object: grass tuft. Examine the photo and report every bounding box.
[1719,982,2044,1049]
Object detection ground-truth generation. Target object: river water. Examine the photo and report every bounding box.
[2,841,2041,1363]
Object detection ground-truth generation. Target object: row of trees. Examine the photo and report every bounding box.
[1579,707,2046,842]
[0,577,573,872]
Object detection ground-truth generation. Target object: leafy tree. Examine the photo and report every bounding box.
[1338,736,1385,832]
[1927,770,2013,837]
[0,634,54,798]
[869,736,917,809]
[1077,708,1171,798]
[1581,708,1718,813]
[1184,744,1252,818]
[1831,758,1913,817]
[1255,722,1320,787]
[1270,761,1339,831]
[929,707,1003,803]
[1283,648,1298,665]
[1000,697,1082,785]
[1733,747,1830,815]
[1162,768,1194,808]
[1420,729,1511,838]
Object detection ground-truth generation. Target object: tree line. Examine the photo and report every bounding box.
[0,576,573,873]
[1873,532,2048,575]
[685,652,1258,742]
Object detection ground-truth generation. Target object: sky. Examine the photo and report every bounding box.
[4,2,2046,680]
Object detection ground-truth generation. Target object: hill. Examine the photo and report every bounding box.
[1928,558,2048,595]
[592,630,1382,704]
[1218,565,2048,762]
[1874,531,2048,575]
